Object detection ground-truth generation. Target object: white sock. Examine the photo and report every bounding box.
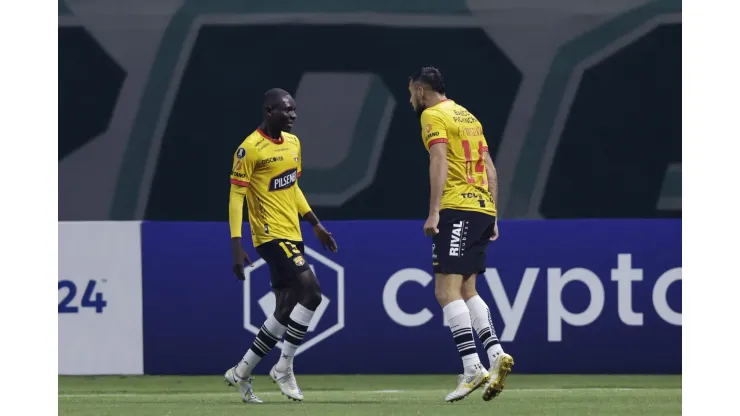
[443,299,481,374]
[466,295,504,366]
[235,314,286,378]
[276,303,315,372]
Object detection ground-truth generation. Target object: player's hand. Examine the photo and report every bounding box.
[423,213,440,237]
[231,239,253,281]
[313,224,338,253]
[490,222,500,241]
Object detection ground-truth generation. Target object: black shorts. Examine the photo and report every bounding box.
[432,209,496,276]
[255,239,310,290]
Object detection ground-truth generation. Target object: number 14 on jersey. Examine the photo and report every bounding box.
[461,139,487,185]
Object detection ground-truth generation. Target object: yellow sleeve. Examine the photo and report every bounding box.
[296,140,303,178]
[229,185,247,238]
[420,110,448,151]
[295,185,311,216]
[230,145,256,187]
[229,144,256,238]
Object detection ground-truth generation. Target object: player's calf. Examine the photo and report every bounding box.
[295,269,322,310]
[233,314,286,379]
[272,302,316,401]
[272,287,300,326]
[465,293,506,365]
[461,289,515,401]
[442,298,490,404]
[443,298,484,373]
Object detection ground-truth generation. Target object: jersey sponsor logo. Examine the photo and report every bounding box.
[449,221,465,257]
[274,147,291,152]
[258,156,284,166]
[461,192,492,203]
[383,253,681,343]
[231,171,246,178]
[293,255,306,267]
[269,168,298,191]
[236,148,246,159]
[426,131,440,140]
[453,116,476,123]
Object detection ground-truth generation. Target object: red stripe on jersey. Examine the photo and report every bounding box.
[428,138,448,147]
[230,178,249,187]
[257,128,284,144]
[482,146,489,152]
[297,171,302,178]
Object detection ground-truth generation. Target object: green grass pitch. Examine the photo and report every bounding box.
[59,374,681,416]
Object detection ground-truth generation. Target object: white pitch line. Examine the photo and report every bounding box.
[58,387,679,398]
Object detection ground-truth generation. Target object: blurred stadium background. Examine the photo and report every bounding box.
[58,0,681,414]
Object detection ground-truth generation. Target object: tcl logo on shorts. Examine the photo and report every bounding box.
[269,168,298,191]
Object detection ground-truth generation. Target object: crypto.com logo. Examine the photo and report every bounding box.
[243,246,344,355]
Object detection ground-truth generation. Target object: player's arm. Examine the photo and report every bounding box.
[229,146,256,279]
[428,143,448,217]
[483,150,500,241]
[483,151,498,209]
[420,110,449,236]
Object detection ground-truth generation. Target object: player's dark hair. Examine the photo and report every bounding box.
[410,67,446,94]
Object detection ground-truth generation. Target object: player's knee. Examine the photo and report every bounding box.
[461,284,478,301]
[461,288,478,301]
[274,302,297,325]
[460,274,478,300]
[435,285,457,307]
[273,289,299,325]
[302,285,322,310]
[296,270,322,310]
[272,305,291,325]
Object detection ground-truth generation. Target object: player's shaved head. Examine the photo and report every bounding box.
[264,88,291,108]
[410,67,446,94]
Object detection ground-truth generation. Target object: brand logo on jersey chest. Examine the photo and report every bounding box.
[259,156,284,166]
[269,168,298,191]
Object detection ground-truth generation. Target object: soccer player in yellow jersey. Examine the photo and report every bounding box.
[409,67,514,403]
[223,88,337,404]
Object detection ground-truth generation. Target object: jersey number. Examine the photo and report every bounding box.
[279,241,301,258]
[462,140,486,185]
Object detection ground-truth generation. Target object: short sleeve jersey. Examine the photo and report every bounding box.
[420,99,496,216]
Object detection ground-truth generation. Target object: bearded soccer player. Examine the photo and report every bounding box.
[224,88,338,403]
[409,67,514,403]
